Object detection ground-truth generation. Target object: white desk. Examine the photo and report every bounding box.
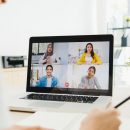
[0,68,130,129]
[1,88,130,124]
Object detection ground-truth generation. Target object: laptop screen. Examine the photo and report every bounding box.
[27,35,113,96]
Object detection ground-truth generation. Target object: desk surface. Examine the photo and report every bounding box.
[1,88,130,124]
[0,68,130,129]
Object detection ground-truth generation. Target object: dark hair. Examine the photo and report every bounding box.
[1,0,6,3]
[88,66,96,74]
[47,43,53,52]
[46,65,53,71]
[85,43,94,58]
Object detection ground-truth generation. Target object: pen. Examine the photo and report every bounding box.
[114,96,130,108]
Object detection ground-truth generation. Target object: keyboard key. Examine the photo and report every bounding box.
[26,94,98,103]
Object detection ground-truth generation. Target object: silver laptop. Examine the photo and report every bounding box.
[9,35,113,113]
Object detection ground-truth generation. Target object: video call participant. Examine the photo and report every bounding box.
[39,43,61,64]
[36,65,58,87]
[79,66,101,89]
[77,43,102,65]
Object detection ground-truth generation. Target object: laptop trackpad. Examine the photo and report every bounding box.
[28,100,65,109]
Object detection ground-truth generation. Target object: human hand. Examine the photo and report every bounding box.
[42,59,47,64]
[6,125,53,130]
[85,61,91,65]
[46,56,52,64]
[80,108,121,130]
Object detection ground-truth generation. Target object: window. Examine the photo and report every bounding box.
[106,0,129,46]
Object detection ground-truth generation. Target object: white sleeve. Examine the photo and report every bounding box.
[52,53,62,64]
[94,77,101,89]
[51,53,61,63]
[39,54,45,64]
[51,53,56,62]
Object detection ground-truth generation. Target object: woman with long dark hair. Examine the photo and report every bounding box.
[77,43,102,65]
[79,66,101,89]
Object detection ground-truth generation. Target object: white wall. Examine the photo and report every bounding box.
[54,43,69,64]
[96,0,107,33]
[128,0,130,14]
[128,0,130,46]
[0,0,98,56]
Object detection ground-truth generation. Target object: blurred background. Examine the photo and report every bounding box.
[0,0,130,88]
[0,0,130,126]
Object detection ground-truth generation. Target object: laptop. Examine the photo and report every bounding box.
[9,35,113,113]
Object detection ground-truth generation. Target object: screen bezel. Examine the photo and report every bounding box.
[26,35,113,96]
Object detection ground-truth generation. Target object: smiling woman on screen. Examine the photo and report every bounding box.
[77,43,102,65]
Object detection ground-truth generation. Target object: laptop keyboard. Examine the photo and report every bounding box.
[25,94,98,103]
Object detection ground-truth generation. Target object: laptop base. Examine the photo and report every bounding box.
[9,95,111,113]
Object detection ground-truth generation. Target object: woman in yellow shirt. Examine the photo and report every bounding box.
[77,43,102,65]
